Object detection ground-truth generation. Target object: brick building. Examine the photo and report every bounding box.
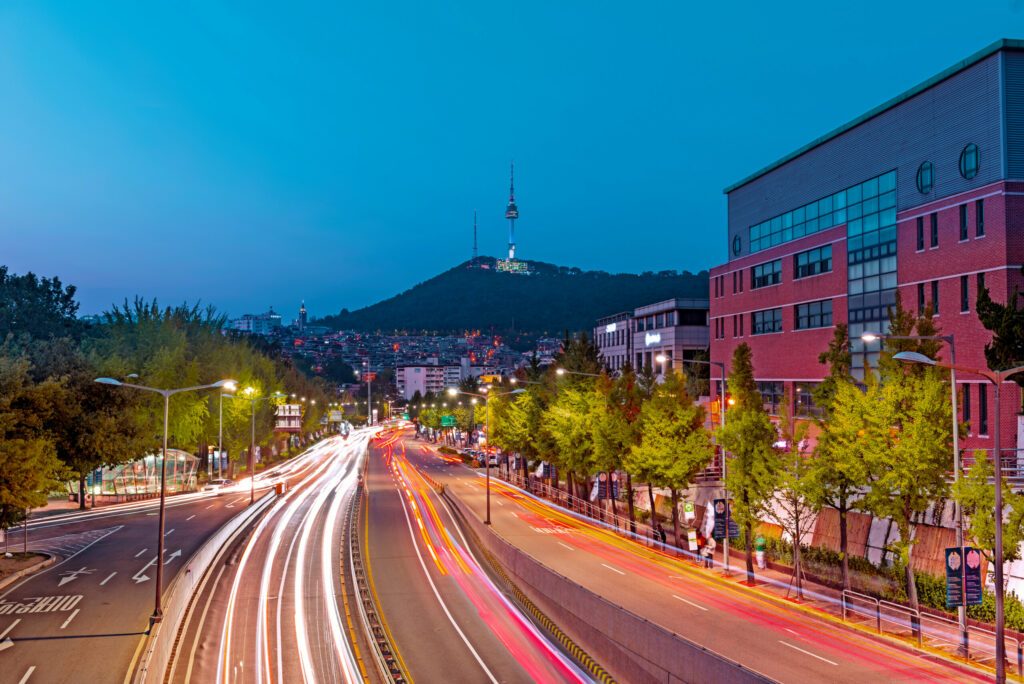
[710,39,1024,457]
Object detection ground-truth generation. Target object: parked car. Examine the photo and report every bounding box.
[203,478,234,494]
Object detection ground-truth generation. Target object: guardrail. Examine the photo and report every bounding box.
[132,491,276,683]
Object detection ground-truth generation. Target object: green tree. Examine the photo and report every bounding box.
[542,386,598,499]
[718,343,779,583]
[954,451,1024,564]
[977,268,1024,381]
[627,371,713,547]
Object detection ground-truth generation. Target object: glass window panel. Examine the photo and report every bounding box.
[865,275,880,292]
[771,216,782,230]
[881,256,897,272]
[834,190,847,209]
[848,218,863,236]
[794,224,805,238]
[879,191,896,210]
[848,203,863,220]
[863,197,879,215]
[881,273,898,289]
[783,212,793,228]
[848,236,863,252]
[820,213,833,229]
[806,202,819,220]
[847,184,862,204]
[782,228,792,242]
[880,207,896,227]
[879,171,896,193]
[864,212,879,233]
[849,263,863,279]
[850,278,864,295]
[819,196,833,214]
[862,177,878,198]
[806,218,819,233]
[834,208,847,224]
[865,260,880,276]
[793,206,805,223]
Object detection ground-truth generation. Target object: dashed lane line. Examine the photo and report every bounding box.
[100,572,117,586]
[672,595,708,612]
[18,666,35,684]
[600,563,625,576]
[556,542,574,552]
[134,549,147,558]
[186,515,196,521]
[778,640,838,666]
[60,608,80,629]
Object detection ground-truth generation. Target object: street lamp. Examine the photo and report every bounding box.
[94,376,236,625]
[226,388,287,505]
[681,358,731,573]
[654,353,672,377]
[448,386,525,524]
[217,382,237,480]
[865,331,967,647]
[554,367,602,378]
[894,350,1024,683]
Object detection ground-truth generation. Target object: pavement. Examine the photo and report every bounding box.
[169,431,372,684]
[362,433,590,683]
[404,433,992,684]
[0,438,339,684]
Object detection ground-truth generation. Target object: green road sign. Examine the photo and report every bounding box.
[441,415,456,427]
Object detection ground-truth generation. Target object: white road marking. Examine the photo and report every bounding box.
[0,618,19,651]
[785,628,799,635]
[778,640,838,666]
[0,619,19,639]
[205,504,215,510]
[164,529,175,537]
[186,515,196,521]
[146,512,157,516]
[57,567,96,587]
[60,608,80,629]
[672,594,708,611]
[556,542,574,551]
[601,563,625,576]
[99,572,117,586]
[0,637,12,653]
[134,549,147,558]
[494,500,504,507]
[17,666,34,684]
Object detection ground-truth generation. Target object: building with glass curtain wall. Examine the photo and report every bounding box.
[709,39,1024,457]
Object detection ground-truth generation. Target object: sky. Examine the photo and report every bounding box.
[1,2,1023,320]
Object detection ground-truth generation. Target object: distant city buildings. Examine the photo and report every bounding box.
[230,308,282,335]
[593,298,710,379]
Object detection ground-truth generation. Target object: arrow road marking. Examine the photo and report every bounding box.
[0,618,19,652]
[57,568,95,588]
[0,638,12,653]
[163,549,182,565]
[132,558,157,584]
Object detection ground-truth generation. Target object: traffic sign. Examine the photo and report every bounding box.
[440,415,456,428]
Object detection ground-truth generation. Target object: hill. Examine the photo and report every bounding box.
[318,259,708,342]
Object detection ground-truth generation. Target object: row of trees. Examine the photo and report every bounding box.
[0,267,332,531]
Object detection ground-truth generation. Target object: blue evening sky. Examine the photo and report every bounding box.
[1,2,1021,320]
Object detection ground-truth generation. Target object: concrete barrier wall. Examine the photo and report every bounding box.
[133,491,276,683]
[445,492,773,684]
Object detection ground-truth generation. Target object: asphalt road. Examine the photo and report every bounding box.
[364,433,590,684]
[169,431,372,684]
[404,434,989,684]
[0,437,345,684]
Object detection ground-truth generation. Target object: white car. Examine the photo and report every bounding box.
[203,478,234,494]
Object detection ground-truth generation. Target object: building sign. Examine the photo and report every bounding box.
[328,410,343,423]
[684,501,696,522]
[946,547,984,607]
[605,323,617,333]
[713,499,739,539]
[275,404,302,433]
[645,332,662,346]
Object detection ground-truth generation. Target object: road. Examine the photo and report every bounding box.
[170,431,371,684]
[403,433,989,684]
[0,437,346,684]
[362,432,590,683]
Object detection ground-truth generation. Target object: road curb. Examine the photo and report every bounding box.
[0,554,55,593]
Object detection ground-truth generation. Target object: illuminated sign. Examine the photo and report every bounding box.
[605,323,617,333]
[645,332,661,346]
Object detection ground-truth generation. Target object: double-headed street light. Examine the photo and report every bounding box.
[894,350,1024,683]
[94,376,236,625]
[448,386,525,524]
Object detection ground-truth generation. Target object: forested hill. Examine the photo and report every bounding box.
[319,259,709,338]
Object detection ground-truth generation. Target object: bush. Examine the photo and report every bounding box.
[438,446,458,455]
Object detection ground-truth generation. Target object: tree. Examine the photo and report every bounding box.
[542,386,598,499]
[718,343,779,583]
[954,451,1024,564]
[977,268,1024,382]
[627,371,714,547]
[591,367,645,526]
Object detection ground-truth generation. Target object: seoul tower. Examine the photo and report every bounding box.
[504,161,518,260]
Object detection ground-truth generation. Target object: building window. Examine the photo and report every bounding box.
[795,299,833,330]
[963,383,971,424]
[751,259,782,289]
[733,315,737,337]
[751,308,783,335]
[733,235,741,256]
[918,283,926,313]
[932,280,940,315]
[960,143,979,180]
[961,275,969,313]
[976,199,985,237]
[916,161,934,194]
[794,245,833,279]
[757,381,784,415]
[960,205,968,241]
[916,217,924,251]
[732,271,737,294]
[978,271,986,294]
[930,213,938,248]
[739,314,744,336]
[795,384,822,417]
[979,384,988,435]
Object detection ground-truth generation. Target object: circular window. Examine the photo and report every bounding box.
[959,144,979,180]
[732,235,741,256]
[916,161,934,194]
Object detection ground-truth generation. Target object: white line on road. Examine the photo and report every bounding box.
[785,628,799,635]
[205,504,215,510]
[601,563,625,576]
[100,572,117,586]
[0,619,20,640]
[17,666,34,684]
[672,594,708,611]
[494,500,504,506]
[778,640,837,666]
[556,542,574,552]
[60,608,80,630]
[186,515,196,521]
[164,529,175,536]
[134,549,147,558]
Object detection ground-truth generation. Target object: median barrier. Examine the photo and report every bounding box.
[444,491,773,684]
[131,490,277,683]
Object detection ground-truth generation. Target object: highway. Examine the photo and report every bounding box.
[362,433,591,683]
[0,437,348,684]
[169,431,371,684]
[403,433,989,684]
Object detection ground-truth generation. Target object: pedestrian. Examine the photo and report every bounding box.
[703,535,717,568]
[659,525,667,544]
[696,530,707,558]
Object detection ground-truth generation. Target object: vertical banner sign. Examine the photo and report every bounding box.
[597,473,608,499]
[945,547,965,608]
[683,501,696,522]
[965,547,983,606]
[713,499,739,539]
[610,472,620,498]
[687,529,699,551]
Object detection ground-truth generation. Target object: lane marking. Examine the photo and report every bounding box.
[672,595,708,611]
[99,572,117,586]
[778,640,838,666]
[18,666,34,684]
[0,619,20,639]
[557,542,574,552]
[205,504,215,510]
[601,563,625,576]
[494,500,504,507]
[60,608,80,629]
[1,527,122,600]
[164,529,175,537]
[134,549,147,558]
[186,515,196,521]
[785,628,799,635]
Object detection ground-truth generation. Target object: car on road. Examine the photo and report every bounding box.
[203,478,235,494]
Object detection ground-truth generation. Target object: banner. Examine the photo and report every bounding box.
[946,546,984,607]
[713,499,739,539]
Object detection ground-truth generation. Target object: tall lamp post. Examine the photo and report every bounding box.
[681,358,730,573]
[894,350,1024,683]
[226,388,287,504]
[864,331,966,648]
[217,383,237,479]
[448,386,524,524]
[94,377,236,625]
